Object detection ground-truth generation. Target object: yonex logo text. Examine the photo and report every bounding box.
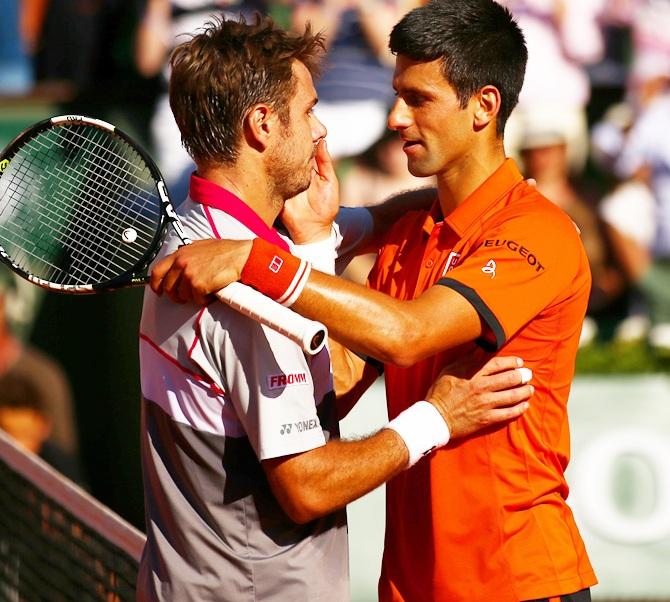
[268,372,309,390]
[269,256,283,273]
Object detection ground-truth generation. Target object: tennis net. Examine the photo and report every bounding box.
[0,429,145,601]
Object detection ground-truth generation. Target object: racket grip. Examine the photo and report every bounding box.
[215,282,328,355]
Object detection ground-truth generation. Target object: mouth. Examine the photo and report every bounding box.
[402,140,422,153]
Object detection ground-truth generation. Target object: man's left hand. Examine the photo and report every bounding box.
[281,139,339,244]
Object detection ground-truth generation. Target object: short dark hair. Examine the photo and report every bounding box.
[169,14,325,167]
[389,0,527,135]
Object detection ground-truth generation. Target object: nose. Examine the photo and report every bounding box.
[312,114,327,142]
[388,98,410,131]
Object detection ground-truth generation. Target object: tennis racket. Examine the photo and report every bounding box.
[0,115,327,355]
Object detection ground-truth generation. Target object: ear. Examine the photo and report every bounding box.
[244,104,279,152]
[472,85,501,132]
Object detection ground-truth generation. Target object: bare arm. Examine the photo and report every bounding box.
[361,186,436,254]
[298,271,481,365]
[291,1,344,48]
[262,356,532,523]
[355,0,423,65]
[151,241,480,366]
[135,0,171,77]
[329,339,381,419]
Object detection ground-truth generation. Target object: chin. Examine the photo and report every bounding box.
[407,163,433,178]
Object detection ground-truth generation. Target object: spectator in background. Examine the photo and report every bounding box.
[607,82,670,350]
[135,0,267,202]
[590,0,670,346]
[0,0,33,94]
[0,371,86,485]
[500,0,606,175]
[340,129,432,208]
[291,0,422,161]
[0,271,84,484]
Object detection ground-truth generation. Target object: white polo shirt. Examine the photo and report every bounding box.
[137,174,367,601]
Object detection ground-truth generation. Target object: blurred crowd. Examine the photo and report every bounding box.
[1,0,670,475]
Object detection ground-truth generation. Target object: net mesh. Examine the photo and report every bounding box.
[0,430,145,601]
[0,123,163,288]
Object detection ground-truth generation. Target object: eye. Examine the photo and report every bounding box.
[405,93,427,107]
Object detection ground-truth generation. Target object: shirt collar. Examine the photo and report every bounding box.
[421,159,523,237]
[189,172,289,251]
[446,159,523,236]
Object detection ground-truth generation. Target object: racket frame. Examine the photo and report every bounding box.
[0,115,176,293]
[0,115,328,354]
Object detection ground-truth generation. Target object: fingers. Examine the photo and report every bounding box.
[314,139,335,180]
[484,400,530,425]
[149,254,177,296]
[475,355,523,377]
[475,369,532,398]
[481,383,534,408]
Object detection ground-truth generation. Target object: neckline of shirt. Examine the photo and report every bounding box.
[188,172,289,251]
[422,159,524,237]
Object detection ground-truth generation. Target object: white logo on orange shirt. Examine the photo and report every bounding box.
[267,372,310,390]
[441,252,461,276]
[482,259,496,278]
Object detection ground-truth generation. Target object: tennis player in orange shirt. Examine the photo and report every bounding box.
[151,1,597,600]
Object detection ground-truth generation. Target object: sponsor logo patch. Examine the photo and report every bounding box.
[267,372,309,390]
[280,418,320,435]
[480,239,545,272]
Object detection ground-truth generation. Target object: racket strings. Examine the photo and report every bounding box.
[0,135,138,284]
[49,129,154,281]
[0,124,163,286]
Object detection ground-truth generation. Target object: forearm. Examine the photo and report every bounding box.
[362,187,436,254]
[292,271,481,366]
[329,338,380,419]
[356,2,400,65]
[264,429,408,524]
[291,4,340,48]
[135,0,171,77]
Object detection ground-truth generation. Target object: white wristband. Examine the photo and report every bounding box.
[291,226,339,275]
[385,401,451,468]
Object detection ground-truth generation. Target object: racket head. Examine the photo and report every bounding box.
[0,115,173,293]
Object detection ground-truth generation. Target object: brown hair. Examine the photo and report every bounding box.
[169,13,325,167]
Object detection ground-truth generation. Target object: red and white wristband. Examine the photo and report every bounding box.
[240,238,311,307]
[385,401,451,468]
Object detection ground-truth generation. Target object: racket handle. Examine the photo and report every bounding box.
[215,282,327,355]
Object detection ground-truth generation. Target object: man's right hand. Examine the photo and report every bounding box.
[426,356,532,440]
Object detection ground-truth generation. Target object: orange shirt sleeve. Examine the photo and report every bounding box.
[437,207,588,349]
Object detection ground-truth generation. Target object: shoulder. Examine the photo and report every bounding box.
[497,182,583,244]
[477,182,588,278]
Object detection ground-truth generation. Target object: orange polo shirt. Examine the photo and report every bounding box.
[369,159,596,602]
